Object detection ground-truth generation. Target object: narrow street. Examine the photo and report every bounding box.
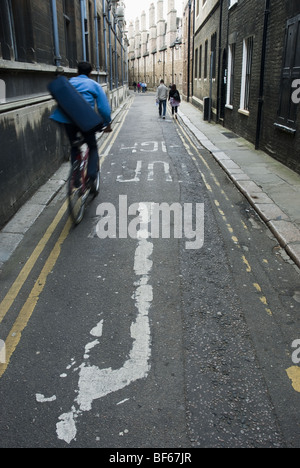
[0,92,300,449]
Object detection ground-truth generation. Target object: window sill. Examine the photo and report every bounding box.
[274,122,296,135]
[0,94,53,113]
[238,108,250,116]
[225,104,233,110]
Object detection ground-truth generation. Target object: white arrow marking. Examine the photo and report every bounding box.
[56,203,153,444]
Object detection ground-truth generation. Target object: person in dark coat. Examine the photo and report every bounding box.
[169,84,181,119]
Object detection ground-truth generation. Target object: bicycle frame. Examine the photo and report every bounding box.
[68,131,101,225]
[68,136,91,225]
[73,137,90,194]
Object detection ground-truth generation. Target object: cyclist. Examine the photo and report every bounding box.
[51,61,112,190]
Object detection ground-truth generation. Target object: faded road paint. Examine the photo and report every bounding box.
[286,366,300,393]
[56,203,154,444]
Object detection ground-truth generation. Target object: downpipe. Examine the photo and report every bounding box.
[255,0,270,150]
[51,0,61,68]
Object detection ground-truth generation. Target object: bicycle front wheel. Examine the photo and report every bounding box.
[68,162,85,225]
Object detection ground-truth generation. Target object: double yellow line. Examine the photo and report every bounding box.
[0,99,132,378]
[174,111,274,317]
[0,201,70,377]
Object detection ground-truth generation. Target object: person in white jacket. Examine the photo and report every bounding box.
[156,79,169,119]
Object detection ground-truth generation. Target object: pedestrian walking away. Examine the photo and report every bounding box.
[169,84,181,119]
[156,79,168,119]
[50,61,112,188]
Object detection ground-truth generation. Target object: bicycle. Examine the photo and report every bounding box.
[67,133,100,225]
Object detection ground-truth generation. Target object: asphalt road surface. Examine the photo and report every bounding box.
[0,93,300,449]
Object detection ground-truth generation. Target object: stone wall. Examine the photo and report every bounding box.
[0,98,67,228]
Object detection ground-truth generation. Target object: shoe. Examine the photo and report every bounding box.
[92,172,100,196]
[163,116,165,119]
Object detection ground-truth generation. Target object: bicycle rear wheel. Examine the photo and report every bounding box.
[68,162,85,225]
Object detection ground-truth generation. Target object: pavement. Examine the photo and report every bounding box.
[1,94,300,270]
[177,100,300,270]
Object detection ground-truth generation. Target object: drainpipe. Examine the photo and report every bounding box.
[191,0,196,98]
[120,26,124,86]
[108,4,113,90]
[113,8,118,88]
[187,0,192,101]
[94,0,100,82]
[103,0,108,78]
[80,0,87,61]
[255,0,270,150]
[51,0,61,68]
[217,0,224,122]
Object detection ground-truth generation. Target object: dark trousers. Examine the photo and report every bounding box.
[65,124,99,180]
[158,99,167,117]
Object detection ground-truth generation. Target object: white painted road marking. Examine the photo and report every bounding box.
[120,141,167,153]
[148,161,172,182]
[117,161,173,183]
[55,203,153,444]
[117,160,142,183]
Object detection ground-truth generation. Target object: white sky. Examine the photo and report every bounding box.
[124,0,184,25]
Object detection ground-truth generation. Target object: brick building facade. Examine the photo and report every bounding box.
[128,0,183,91]
[0,0,129,228]
[186,0,300,174]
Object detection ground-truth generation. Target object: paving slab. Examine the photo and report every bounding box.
[268,220,300,247]
[286,244,300,269]
[2,204,45,235]
[0,233,23,265]
[255,204,289,223]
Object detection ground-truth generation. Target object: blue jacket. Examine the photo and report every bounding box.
[50,75,112,126]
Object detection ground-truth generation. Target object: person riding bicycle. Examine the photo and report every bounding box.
[50,61,112,190]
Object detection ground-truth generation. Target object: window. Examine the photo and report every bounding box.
[211,32,217,79]
[63,0,77,68]
[277,14,300,129]
[195,47,198,79]
[204,40,208,79]
[240,36,253,112]
[0,0,34,62]
[0,0,16,60]
[226,43,236,107]
[97,14,104,71]
[199,45,202,78]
